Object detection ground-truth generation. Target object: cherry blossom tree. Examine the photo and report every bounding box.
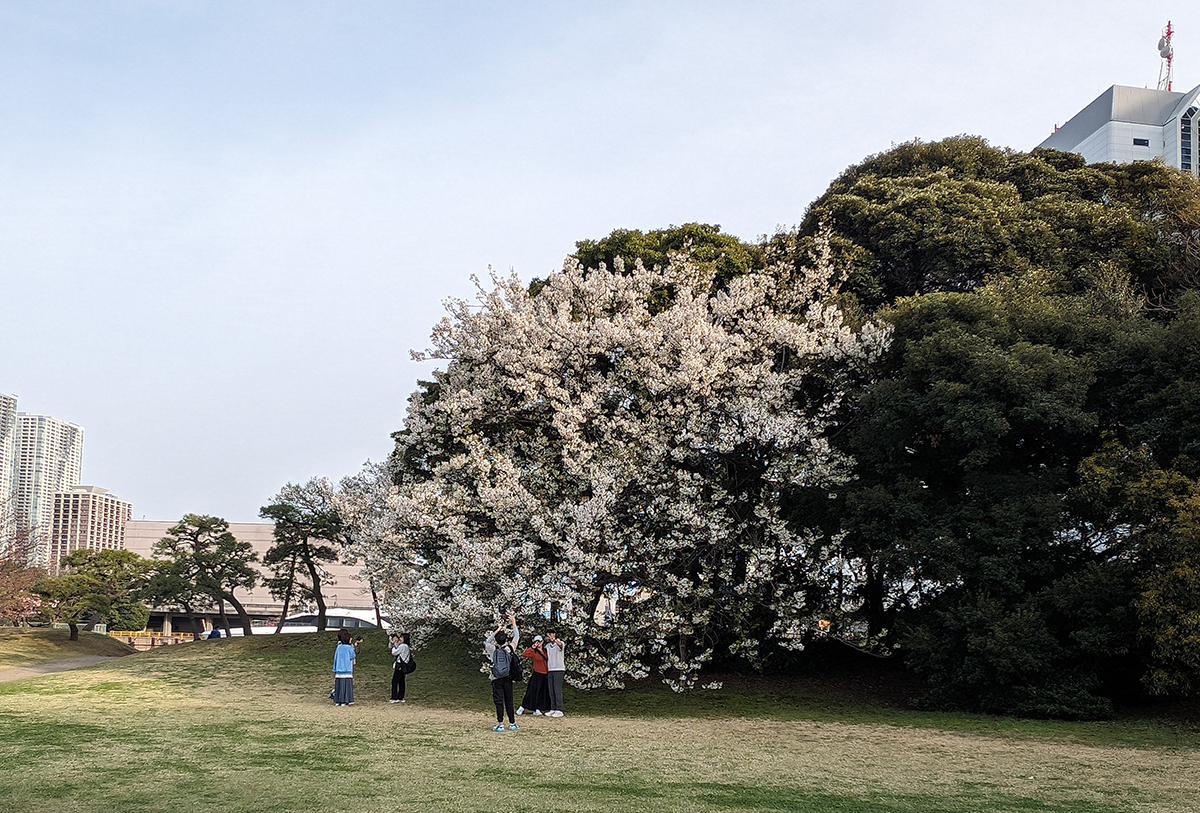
[0,517,43,626]
[334,461,401,630]
[374,239,890,688]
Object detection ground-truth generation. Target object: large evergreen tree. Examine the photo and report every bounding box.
[795,137,1200,717]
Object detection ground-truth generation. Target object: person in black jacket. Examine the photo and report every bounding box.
[389,632,412,703]
[484,615,520,731]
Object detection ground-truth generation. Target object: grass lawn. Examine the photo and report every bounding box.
[0,626,136,668]
[1,628,1197,813]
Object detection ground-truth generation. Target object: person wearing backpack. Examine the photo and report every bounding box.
[484,615,520,731]
[389,632,413,704]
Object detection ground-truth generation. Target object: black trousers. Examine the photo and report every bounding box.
[391,666,406,701]
[491,677,515,723]
[547,670,565,711]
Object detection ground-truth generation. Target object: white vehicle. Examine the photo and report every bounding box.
[267,607,390,634]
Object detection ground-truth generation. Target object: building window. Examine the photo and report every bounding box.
[1133,138,1150,147]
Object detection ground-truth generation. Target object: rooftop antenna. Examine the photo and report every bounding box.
[1158,21,1174,92]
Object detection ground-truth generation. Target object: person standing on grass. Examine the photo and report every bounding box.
[484,615,520,731]
[545,631,566,717]
[389,632,412,704]
[516,635,550,716]
[332,629,356,706]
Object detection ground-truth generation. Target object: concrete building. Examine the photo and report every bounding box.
[1039,83,1200,175]
[49,485,133,573]
[0,392,16,517]
[12,413,84,565]
[123,519,375,634]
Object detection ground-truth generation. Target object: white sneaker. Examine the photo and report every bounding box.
[389,699,399,704]
[551,710,564,717]
[516,706,524,715]
[532,710,543,716]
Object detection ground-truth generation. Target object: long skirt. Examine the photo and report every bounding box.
[333,676,354,705]
[520,671,551,713]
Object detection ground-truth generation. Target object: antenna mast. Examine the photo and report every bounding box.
[1158,21,1174,92]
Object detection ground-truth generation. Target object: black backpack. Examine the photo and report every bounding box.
[504,645,524,682]
[402,652,417,674]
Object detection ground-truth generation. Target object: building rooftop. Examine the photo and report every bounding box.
[1039,84,1200,151]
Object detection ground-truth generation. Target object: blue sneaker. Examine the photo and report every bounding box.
[492,724,505,732]
[508,723,519,731]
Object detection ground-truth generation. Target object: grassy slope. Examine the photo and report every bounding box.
[132,630,1200,748]
[0,630,1197,813]
[0,627,137,668]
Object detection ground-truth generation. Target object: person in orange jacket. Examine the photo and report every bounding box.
[516,635,551,716]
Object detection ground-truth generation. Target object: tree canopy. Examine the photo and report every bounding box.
[33,549,151,640]
[796,138,1200,717]
[155,515,259,636]
[260,479,346,632]
[797,137,1200,315]
[378,242,889,689]
[364,136,1200,717]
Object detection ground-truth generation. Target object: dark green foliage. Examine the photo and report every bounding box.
[154,515,259,636]
[571,222,762,289]
[798,136,1200,314]
[260,480,344,632]
[797,137,1200,717]
[34,550,152,640]
[104,597,150,632]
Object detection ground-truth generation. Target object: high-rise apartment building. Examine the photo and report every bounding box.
[12,413,84,565]
[0,392,16,518]
[1039,83,1200,175]
[50,486,133,573]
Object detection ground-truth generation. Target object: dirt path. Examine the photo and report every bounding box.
[0,655,128,683]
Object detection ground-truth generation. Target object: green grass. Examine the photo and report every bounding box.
[0,630,1197,812]
[0,626,136,668]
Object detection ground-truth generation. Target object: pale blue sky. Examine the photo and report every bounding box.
[2,1,1196,521]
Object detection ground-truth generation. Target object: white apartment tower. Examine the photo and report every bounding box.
[1039,83,1200,175]
[50,486,133,573]
[12,413,84,565]
[0,392,16,518]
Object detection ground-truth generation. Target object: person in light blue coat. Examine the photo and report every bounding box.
[332,628,356,706]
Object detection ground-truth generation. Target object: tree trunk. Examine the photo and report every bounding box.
[275,554,297,635]
[583,588,605,627]
[218,601,232,636]
[300,543,328,632]
[864,557,886,641]
[369,579,383,629]
[68,622,79,641]
[223,592,255,637]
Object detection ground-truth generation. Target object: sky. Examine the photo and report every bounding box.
[2,1,1197,522]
